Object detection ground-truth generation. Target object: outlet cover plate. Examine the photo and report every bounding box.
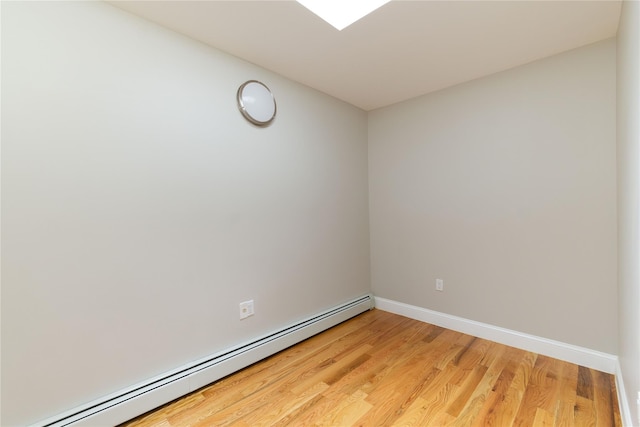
[239,300,254,319]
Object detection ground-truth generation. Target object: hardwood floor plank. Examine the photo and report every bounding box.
[314,389,372,427]
[450,343,510,426]
[575,395,597,427]
[533,407,556,426]
[269,393,326,427]
[389,396,430,427]
[237,382,329,426]
[593,368,615,426]
[555,401,576,427]
[291,344,373,394]
[554,362,578,427]
[424,385,461,425]
[121,309,621,427]
[577,365,595,400]
[471,345,523,426]
[610,375,623,427]
[355,327,460,425]
[434,332,475,371]
[513,355,564,427]
[446,364,489,417]
[267,393,338,427]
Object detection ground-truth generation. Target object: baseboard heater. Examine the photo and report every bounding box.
[34,294,374,427]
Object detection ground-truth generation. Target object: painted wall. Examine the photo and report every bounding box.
[368,39,618,354]
[616,0,640,423]
[0,2,370,425]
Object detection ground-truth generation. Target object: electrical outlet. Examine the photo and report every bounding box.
[436,279,444,291]
[239,300,254,319]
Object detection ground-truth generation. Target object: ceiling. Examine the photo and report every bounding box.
[111,0,622,111]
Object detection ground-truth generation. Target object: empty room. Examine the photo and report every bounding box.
[2,0,639,426]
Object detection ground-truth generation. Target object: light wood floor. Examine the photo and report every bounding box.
[122,309,622,426]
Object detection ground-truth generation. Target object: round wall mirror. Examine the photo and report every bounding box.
[237,80,277,126]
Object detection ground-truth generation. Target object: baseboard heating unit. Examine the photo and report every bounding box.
[34,294,374,427]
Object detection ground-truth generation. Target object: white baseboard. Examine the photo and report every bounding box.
[615,360,634,427]
[33,294,374,427]
[374,297,618,374]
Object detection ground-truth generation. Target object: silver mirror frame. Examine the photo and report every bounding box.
[237,80,277,126]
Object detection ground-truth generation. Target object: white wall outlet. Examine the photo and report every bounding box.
[436,279,444,291]
[239,300,254,320]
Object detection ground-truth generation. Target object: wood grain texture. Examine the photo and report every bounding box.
[121,310,621,427]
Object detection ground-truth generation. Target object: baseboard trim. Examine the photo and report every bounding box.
[374,297,617,374]
[615,359,634,427]
[33,294,374,427]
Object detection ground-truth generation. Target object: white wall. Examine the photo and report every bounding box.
[0,2,370,425]
[369,39,618,354]
[617,0,640,423]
